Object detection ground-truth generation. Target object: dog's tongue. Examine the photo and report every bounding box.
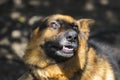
[62,46,73,53]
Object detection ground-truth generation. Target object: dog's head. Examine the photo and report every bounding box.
[41,14,79,62]
[28,14,79,63]
[24,14,94,68]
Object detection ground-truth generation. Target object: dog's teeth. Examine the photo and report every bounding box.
[62,46,73,53]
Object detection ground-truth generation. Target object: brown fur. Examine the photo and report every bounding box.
[18,14,115,80]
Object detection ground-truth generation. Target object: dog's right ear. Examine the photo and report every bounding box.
[31,20,42,37]
[31,17,48,37]
[28,16,43,37]
[32,27,40,37]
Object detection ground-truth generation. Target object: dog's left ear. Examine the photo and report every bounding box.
[77,19,95,32]
[77,19,95,40]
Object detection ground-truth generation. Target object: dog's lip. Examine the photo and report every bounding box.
[62,45,74,54]
[50,43,77,54]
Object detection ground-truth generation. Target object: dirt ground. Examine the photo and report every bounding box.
[0,0,120,80]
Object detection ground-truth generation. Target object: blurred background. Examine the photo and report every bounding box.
[0,0,120,80]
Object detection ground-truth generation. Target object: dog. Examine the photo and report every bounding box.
[18,14,115,80]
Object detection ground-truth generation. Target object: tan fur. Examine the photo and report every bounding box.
[77,19,115,80]
[18,14,115,80]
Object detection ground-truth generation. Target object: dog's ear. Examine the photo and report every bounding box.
[77,19,95,32]
[32,20,42,37]
[33,27,40,37]
[77,19,95,40]
[32,17,48,37]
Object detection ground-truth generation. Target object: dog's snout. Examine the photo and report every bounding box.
[66,30,77,42]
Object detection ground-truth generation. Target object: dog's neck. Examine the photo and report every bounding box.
[25,42,81,79]
[30,32,90,80]
[77,31,90,69]
[31,53,81,80]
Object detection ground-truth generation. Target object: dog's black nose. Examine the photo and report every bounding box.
[66,30,77,42]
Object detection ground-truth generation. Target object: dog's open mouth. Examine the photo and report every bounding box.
[62,45,74,54]
[55,44,76,58]
[44,41,77,59]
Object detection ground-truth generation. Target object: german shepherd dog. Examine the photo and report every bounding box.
[18,14,115,80]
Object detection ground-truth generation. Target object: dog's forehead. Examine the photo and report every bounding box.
[47,14,76,23]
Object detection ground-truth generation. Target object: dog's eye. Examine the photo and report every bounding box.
[50,21,60,30]
[71,23,78,30]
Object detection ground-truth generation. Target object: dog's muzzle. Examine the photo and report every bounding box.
[56,30,78,57]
